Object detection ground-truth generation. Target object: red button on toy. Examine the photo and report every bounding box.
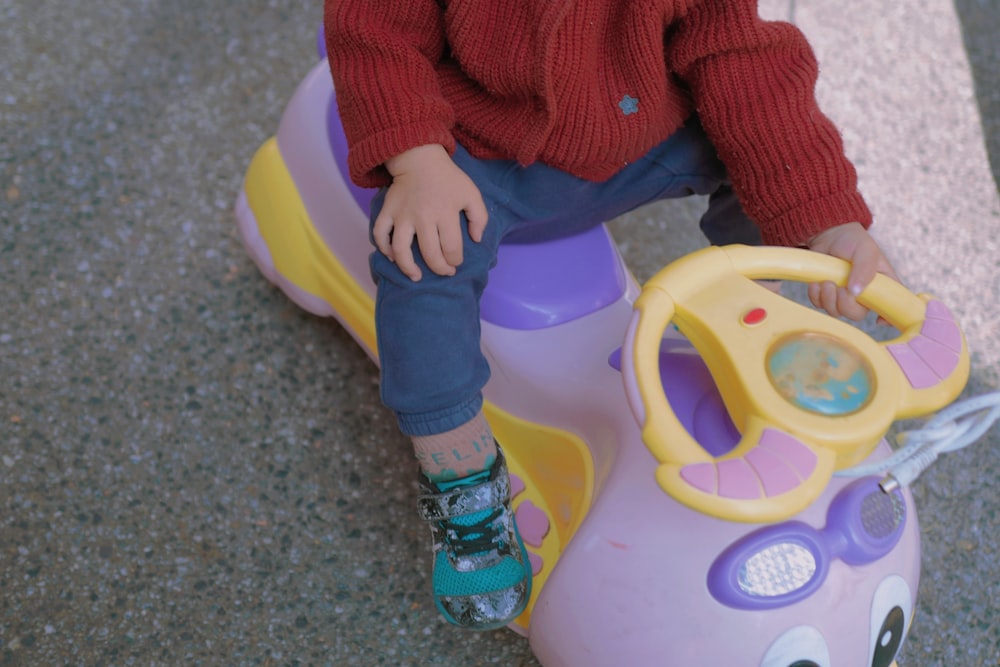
[742,307,767,326]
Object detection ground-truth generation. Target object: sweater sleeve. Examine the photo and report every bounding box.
[666,1,872,247]
[324,1,456,188]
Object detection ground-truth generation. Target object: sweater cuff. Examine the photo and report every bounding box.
[757,190,873,247]
[348,121,457,189]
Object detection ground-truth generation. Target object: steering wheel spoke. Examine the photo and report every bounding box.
[656,419,838,523]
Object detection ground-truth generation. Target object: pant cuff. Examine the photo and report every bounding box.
[394,395,485,437]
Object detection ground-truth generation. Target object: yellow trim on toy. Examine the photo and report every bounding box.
[243,137,378,357]
[485,405,594,630]
[631,245,969,523]
[242,140,594,627]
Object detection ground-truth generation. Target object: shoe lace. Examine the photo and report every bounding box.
[442,507,504,556]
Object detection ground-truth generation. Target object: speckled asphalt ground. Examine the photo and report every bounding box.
[1,1,998,666]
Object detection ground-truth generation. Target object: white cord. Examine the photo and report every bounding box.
[835,392,1000,492]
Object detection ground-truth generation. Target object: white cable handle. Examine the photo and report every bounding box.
[835,392,1000,492]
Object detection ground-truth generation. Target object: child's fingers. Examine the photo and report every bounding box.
[372,214,396,262]
[414,225,457,278]
[465,197,489,243]
[834,286,869,322]
[390,227,423,281]
[809,280,864,321]
[813,280,841,318]
[807,281,823,311]
[437,221,464,272]
[844,242,881,296]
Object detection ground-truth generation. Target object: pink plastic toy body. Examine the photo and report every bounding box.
[234,54,927,667]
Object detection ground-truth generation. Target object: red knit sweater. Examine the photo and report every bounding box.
[324,0,872,247]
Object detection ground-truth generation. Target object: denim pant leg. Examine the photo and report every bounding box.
[500,117,759,246]
[700,184,761,246]
[369,196,500,436]
[371,118,759,437]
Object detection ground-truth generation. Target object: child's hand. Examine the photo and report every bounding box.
[806,222,900,322]
[376,144,489,281]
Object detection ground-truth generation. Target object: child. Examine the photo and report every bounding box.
[324,0,899,630]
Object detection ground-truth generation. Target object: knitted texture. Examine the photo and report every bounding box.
[325,0,872,247]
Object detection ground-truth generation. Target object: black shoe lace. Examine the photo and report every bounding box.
[443,507,504,556]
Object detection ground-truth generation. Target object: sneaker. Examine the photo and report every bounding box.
[416,446,532,630]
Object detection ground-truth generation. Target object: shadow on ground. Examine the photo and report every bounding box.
[954,0,1000,189]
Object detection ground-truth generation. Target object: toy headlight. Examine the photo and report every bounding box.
[709,477,905,610]
[738,540,819,598]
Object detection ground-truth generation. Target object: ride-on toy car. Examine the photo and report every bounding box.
[233,41,970,667]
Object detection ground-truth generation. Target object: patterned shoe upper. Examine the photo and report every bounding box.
[417,447,532,629]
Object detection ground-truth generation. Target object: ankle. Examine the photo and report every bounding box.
[412,412,497,482]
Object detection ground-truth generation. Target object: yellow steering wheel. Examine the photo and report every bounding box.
[622,245,969,523]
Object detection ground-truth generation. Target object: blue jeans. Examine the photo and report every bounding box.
[369,118,760,436]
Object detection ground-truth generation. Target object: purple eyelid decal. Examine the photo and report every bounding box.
[707,523,830,610]
[708,477,906,610]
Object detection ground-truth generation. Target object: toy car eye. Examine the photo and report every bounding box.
[708,478,906,610]
[869,575,912,667]
[707,521,829,609]
[758,625,830,667]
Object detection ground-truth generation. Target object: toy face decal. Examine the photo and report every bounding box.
[708,477,906,610]
[869,575,911,667]
[759,625,830,667]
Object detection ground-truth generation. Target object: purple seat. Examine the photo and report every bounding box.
[483,229,627,329]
